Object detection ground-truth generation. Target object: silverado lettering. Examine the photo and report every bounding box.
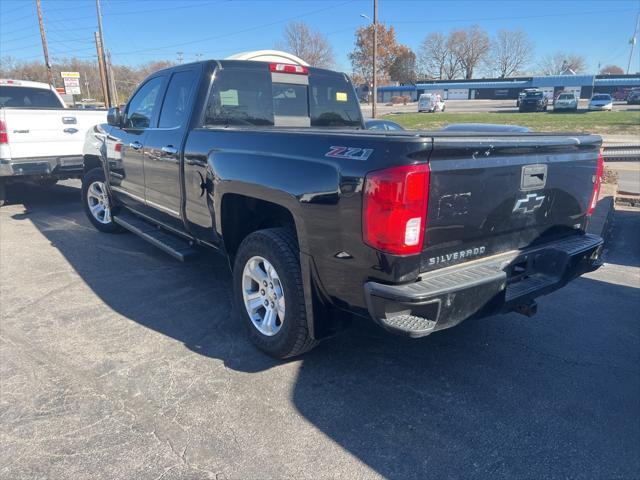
[427,246,487,266]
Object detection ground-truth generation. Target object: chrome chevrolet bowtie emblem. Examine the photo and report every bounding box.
[513,193,545,214]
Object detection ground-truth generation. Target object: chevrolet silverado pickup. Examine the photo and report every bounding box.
[81,59,604,358]
[0,79,106,205]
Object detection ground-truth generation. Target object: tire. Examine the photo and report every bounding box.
[0,180,5,207]
[81,167,122,233]
[233,228,318,359]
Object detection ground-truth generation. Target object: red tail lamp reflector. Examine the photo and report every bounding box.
[587,150,604,216]
[0,120,8,144]
[363,163,430,255]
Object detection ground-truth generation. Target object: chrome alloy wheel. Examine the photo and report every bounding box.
[242,256,285,336]
[86,180,112,224]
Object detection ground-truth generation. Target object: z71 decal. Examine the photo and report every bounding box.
[325,146,374,161]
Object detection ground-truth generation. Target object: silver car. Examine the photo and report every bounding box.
[588,94,613,111]
[554,93,578,112]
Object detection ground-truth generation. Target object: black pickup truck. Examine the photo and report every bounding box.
[81,60,604,358]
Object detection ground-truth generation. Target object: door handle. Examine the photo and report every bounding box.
[161,145,178,155]
[129,141,143,150]
[63,128,78,134]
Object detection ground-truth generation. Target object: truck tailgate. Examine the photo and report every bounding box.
[1,109,106,159]
[422,134,601,272]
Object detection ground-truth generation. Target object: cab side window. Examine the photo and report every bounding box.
[159,70,198,129]
[125,76,164,129]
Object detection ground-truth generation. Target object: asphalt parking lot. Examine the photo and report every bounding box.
[1,181,639,480]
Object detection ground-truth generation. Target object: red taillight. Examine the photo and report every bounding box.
[269,63,309,75]
[114,142,122,153]
[0,120,8,144]
[587,150,604,216]
[363,163,430,255]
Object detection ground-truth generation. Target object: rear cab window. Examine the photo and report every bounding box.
[203,62,362,129]
[0,86,64,108]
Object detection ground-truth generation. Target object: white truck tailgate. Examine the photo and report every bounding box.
[2,109,106,160]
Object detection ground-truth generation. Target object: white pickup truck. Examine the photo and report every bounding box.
[0,79,107,205]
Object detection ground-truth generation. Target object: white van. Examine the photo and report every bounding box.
[418,93,446,113]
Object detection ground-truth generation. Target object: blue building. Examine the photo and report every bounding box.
[376,74,640,102]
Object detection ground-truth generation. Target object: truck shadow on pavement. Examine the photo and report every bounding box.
[10,182,640,479]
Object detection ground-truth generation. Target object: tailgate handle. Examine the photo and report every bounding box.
[62,116,77,124]
[521,164,547,190]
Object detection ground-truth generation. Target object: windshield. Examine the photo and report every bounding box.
[0,86,63,108]
[525,92,543,98]
[558,94,574,100]
[203,64,362,128]
[592,95,611,101]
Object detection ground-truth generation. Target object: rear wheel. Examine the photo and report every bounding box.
[0,180,5,207]
[233,228,318,359]
[81,168,121,233]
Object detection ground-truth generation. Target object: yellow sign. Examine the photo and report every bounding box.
[60,72,80,78]
[336,92,348,102]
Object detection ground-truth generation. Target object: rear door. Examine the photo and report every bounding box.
[422,134,601,272]
[144,66,200,230]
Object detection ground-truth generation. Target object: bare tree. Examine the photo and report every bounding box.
[486,29,534,78]
[0,56,176,102]
[537,52,587,75]
[599,64,624,75]
[418,32,445,79]
[449,25,490,79]
[277,21,335,69]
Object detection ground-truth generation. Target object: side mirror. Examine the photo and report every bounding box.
[107,107,122,127]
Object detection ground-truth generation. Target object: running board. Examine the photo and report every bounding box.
[113,211,198,262]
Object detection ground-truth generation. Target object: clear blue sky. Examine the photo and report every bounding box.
[1,0,638,74]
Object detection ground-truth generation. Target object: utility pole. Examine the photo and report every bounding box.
[95,0,112,107]
[94,32,109,106]
[627,13,639,74]
[177,51,184,64]
[36,0,54,87]
[372,0,378,118]
[107,50,119,106]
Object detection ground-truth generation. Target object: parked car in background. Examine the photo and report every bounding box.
[612,88,631,101]
[81,59,605,359]
[516,88,539,107]
[553,92,579,112]
[518,90,548,112]
[0,79,107,205]
[440,123,531,133]
[588,94,613,111]
[364,119,405,131]
[418,93,445,112]
[627,88,640,104]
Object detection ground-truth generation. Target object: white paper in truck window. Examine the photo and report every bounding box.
[220,89,239,106]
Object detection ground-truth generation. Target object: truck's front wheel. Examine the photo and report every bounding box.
[233,228,318,359]
[81,168,121,233]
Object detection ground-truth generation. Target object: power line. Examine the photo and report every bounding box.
[384,8,637,24]
[109,0,355,57]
